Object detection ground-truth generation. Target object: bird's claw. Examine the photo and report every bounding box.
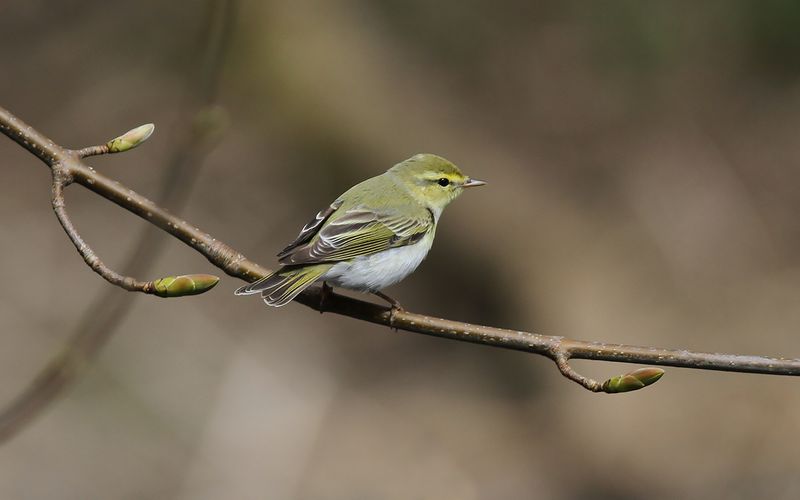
[388,304,405,330]
[371,290,404,329]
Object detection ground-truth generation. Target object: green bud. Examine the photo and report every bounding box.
[151,274,219,297]
[106,123,155,153]
[602,367,665,393]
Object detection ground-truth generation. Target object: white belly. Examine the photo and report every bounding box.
[321,231,434,292]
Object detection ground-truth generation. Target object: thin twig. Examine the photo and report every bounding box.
[1,104,800,405]
[73,144,109,158]
[552,350,602,392]
[51,167,156,293]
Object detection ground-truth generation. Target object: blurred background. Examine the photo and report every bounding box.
[2,0,800,498]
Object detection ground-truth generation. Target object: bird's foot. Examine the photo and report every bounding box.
[319,281,333,313]
[371,290,404,329]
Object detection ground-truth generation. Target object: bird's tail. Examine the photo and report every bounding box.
[234,264,332,307]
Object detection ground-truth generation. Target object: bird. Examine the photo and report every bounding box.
[235,153,485,308]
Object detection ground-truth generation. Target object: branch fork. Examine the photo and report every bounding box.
[550,346,664,393]
[46,122,221,298]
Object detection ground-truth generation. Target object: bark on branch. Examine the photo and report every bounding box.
[2,104,799,403]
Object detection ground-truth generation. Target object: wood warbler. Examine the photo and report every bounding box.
[235,153,485,307]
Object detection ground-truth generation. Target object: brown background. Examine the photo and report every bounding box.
[2,1,800,498]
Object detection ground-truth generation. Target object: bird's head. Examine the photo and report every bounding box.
[389,153,486,211]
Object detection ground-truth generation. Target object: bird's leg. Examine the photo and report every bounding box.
[371,290,404,328]
[319,281,333,313]
[372,290,404,310]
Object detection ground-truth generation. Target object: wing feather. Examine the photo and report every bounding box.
[278,206,433,265]
[277,199,343,259]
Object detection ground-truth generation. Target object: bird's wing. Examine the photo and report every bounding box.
[277,199,343,259]
[277,206,433,265]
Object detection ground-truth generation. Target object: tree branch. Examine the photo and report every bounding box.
[2,104,800,402]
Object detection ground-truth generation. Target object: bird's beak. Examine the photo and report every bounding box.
[463,178,487,188]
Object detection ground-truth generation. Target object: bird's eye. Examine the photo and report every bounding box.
[437,178,450,187]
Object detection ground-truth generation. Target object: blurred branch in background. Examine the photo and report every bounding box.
[2,90,800,429]
[0,0,237,444]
